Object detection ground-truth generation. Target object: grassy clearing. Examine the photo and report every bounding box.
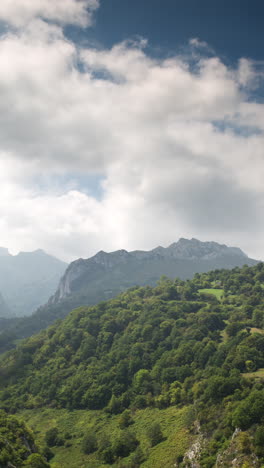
[198,288,224,301]
[220,329,229,343]
[242,368,264,380]
[135,407,193,468]
[250,327,264,335]
[18,406,193,468]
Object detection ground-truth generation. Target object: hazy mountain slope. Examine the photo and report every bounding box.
[0,248,67,316]
[0,291,13,318]
[2,262,264,467]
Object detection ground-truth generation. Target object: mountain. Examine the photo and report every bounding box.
[0,238,258,349]
[0,291,13,318]
[51,238,257,304]
[0,248,67,316]
[1,263,264,467]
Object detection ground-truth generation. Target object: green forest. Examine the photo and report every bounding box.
[1,262,264,467]
[0,410,50,467]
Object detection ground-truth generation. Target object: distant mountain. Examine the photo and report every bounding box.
[51,238,257,305]
[0,291,13,318]
[0,248,67,316]
[0,238,258,347]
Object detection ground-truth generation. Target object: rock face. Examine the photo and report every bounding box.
[51,249,133,302]
[216,428,260,467]
[51,238,257,304]
[0,248,67,316]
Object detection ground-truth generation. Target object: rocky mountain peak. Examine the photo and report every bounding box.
[92,249,130,267]
[167,238,247,260]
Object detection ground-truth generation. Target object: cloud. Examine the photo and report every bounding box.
[189,38,209,48]
[0,0,99,28]
[0,15,264,261]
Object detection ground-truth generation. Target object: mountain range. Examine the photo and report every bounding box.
[51,237,257,305]
[0,238,258,350]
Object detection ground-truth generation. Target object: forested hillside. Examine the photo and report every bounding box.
[1,263,264,467]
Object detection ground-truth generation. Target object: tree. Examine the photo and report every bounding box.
[41,447,54,462]
[107,394,123,414]
[22,454,50,468]
[232,390,264,429]
[119,409,134,429]
[98,433,114,464]
[112,430,139,458]
[133,369,152,394]
[254,425,264,456]
[81,430,98,454]
[147,423,164,447]
[131,446,145,466]
[44,427,63,447]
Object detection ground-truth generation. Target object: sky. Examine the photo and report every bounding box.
[0,0,264,262]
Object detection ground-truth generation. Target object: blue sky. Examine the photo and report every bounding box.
[68,0,264,62]
[0,0,263,261]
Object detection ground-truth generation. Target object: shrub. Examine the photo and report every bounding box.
[119,410,134,428]
[112,430,139,458]
[44,427,64,447]
[81,430,98,454]
[41,446,54,462]
[131,446,145,466]
[146,423,164,447]
[254,425,264,456]
[98,433,114,464]
[22,454,50,467]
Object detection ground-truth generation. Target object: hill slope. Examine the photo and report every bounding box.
[0,410,50,467]
[1,262,264,466]
[0,248,67,316]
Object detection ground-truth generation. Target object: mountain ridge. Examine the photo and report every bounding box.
[52,238,255,304]
[0,238,258,351]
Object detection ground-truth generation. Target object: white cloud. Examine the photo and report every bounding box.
[0,0,99,28]
[0,15,264,261]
